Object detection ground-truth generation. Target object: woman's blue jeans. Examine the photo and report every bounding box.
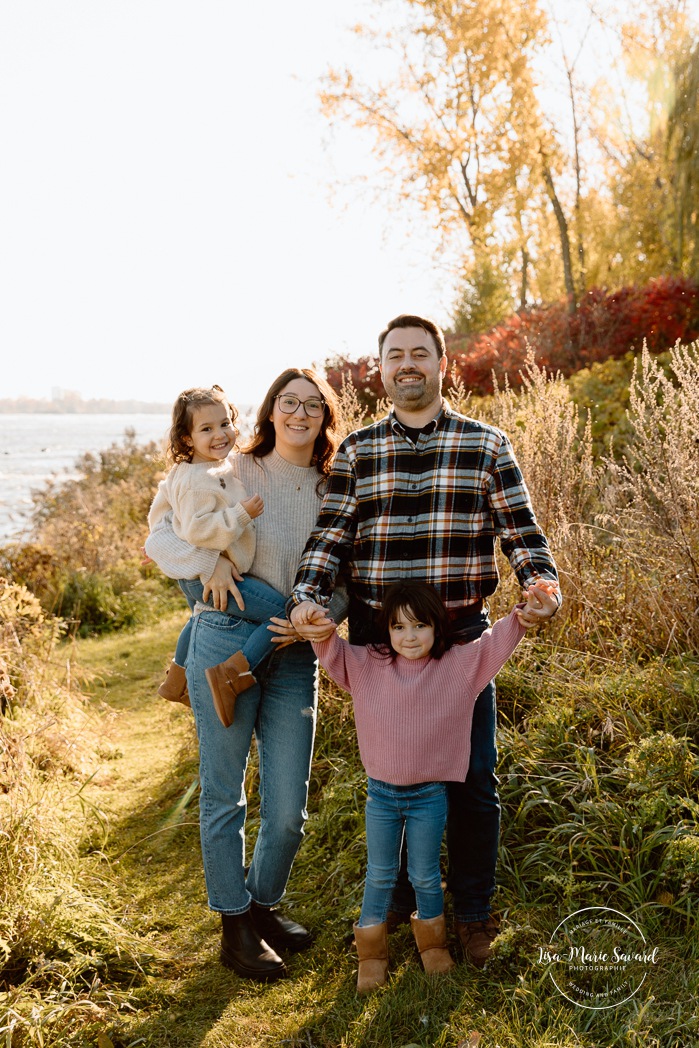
[187,609,318,913]
[358,778,447,926]
[173,577,285,675]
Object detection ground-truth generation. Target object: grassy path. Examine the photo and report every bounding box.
[77,613,194,825]
[76,612,284,1047]
[72,616,491,1048]
[68,618,698,1048]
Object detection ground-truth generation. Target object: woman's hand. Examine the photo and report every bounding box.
[289,600,336,641]
[202,554,245,612]
[267,615,302,649]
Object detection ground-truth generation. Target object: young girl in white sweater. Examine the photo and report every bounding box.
[306,577,558,992]
[149,385,286,726]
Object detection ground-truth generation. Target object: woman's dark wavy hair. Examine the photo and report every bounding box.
[242,367,340,479]
[372,580,453,661]
[167,384,238,464]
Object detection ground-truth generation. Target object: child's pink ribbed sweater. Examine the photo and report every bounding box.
[313,609,526,785]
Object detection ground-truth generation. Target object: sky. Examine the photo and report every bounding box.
[3,1,692,409]
[0,0,455,408]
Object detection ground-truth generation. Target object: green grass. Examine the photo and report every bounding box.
[1,618,698,1047]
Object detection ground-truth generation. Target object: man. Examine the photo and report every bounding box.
[288,313,560,966]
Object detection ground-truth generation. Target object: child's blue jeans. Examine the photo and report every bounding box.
[358,777,447,926]
[173,577,286,675]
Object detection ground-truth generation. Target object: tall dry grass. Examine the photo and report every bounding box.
[602,342,699,652]
[450,340,699,656]
[0,579,143,1040]
[333,371,375,438]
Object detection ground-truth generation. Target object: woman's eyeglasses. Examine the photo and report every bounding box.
[274,394,326,417]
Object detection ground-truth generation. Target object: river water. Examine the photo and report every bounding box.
[0,414,173,543]
[0,408,262,543]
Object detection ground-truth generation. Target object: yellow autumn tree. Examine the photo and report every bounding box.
[320,0,579,320]
[321,0,699,324]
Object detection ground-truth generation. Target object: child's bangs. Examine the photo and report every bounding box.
[390,602,424,627]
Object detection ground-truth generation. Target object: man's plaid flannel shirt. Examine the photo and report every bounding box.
[289,403,559,617]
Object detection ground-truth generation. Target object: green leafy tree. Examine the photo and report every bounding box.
[668,40,699,275]
[589,1,699,284]
[451,252,515,334]
[322,0,699,323]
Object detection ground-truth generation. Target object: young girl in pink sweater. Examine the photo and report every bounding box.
[309,577,559,992]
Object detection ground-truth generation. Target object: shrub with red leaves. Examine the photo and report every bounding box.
[447,275,699,395]
[323,353,385,413]
[322,276,699,408]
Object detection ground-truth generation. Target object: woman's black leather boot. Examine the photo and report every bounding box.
[220,911,287,981]
[249,900,314,952]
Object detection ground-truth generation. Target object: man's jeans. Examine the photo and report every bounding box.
[358,778,447,926]
[187,609,318,913]
[350,599,500,923]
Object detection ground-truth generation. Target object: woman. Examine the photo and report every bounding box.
[145,367,345,982]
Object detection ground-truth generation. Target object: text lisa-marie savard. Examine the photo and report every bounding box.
[538,946,659,966]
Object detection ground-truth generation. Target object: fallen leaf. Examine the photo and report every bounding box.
[456,1033,482,1048]
[96,1034,115,1048]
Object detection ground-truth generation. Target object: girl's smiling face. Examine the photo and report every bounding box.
[388,606,435,660]
[186,402,235,463]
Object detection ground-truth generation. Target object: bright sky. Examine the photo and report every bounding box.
[3,1,691,409]
[0,0,454,408]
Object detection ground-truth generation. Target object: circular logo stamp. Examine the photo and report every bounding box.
[538,906,658,1010]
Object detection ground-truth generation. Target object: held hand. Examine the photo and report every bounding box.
[290,601,335,641]
[309,619,337,642]
[516,579,560,629]
[267,615,301,649]
[241,493,264,520]
[202,554,245,612]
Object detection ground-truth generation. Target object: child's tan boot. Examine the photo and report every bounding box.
[410,913,455,974]
[353,921,389,993]
[157,661,190,706]
[205,651,255,727]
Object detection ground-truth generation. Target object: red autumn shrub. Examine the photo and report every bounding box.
[322,276,699,407]
[323,353,385,414]
[448,275,699,395]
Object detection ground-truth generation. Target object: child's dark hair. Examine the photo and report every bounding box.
[167,385,238,464]
[373,580,452,660]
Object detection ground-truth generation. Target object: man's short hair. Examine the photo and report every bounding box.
[378,314,446,359]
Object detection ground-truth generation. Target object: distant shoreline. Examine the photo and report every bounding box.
[0,400,255,416]
[0,401,171,415]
